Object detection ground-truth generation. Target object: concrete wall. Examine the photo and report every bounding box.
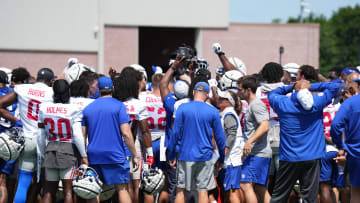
[0,0,228,52]
[0,51,97,76]
[201,23,319,75]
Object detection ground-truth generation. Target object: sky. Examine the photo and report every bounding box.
[229,0,360,23]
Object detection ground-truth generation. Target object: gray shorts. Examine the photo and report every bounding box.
[176,160,215,191]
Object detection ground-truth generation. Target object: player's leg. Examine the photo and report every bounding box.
[0,159,16,203]
[14,136,37,203]
[60,164,76,203]
[298,159,321,203]
[240,156,259,203]
[319,151,337,203]
[115,183,132,203]
[42,168,60,203]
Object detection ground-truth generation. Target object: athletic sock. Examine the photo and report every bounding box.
[14,170,33,203]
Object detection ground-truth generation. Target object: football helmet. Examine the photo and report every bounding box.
[220,70,245,91]
[194,58,209,74]
[65,63,94,84]
[130,64,148,81]
[283,63,300,78]
[173,80,189,99]
[140,164,165,195]
[73,164,103,199]
[0,127,25,161]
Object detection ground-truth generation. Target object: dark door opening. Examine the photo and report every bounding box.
[139,27,195,81]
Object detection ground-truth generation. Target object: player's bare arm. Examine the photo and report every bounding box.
[120,123,139,171]
[243,120,269,156]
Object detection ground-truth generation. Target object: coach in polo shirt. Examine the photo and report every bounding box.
[168,81,225,203]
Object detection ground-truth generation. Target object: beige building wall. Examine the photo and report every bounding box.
[201,23,320,75]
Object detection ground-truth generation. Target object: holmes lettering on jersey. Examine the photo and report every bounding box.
[46,107,68,114]
[146,97,162,103]
[28,88,45,97]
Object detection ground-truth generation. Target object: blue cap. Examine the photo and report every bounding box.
[98,76,113,90]
[342,67,360,75]
[194,82,210,93]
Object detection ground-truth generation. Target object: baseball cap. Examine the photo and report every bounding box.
[341,67,360,75]
[194,82,210,93]
[173,80,189,99]
[218,90,235,106]
[37,68,54,81]
[98,76,113,90]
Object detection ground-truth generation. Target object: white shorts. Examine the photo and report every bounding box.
[19,137,37,172]
[45,164,76,181]
[130,138,144,180]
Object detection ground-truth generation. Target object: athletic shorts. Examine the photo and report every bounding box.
[19,136,37,172]
[91,162,130,185]
[176,160,215,191]
[45,164,76,181]
[240,155,271,186]
[0,159,16,175]
[152,139,166,170]
[222,164,241,191]
[269,147,279,176]
[129,138,144,180]
[320,151,337,182]
[332,164,345,187]
[346,155,360,187]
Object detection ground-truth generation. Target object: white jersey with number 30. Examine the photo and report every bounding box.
[14,83,53,138]
[39,102,82,142]
[140,93,166,141]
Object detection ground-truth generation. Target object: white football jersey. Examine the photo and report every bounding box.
[173,98,190,119]
[123,98,149,139]
[14,83,53,138]
[69,97,94,111]
[323,102,341,152]
[139,93,166,141]
[39,102,82,142]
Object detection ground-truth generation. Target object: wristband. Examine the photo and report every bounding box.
[171,66,176,71]
[146,147,153,156]
[217,51,225,56]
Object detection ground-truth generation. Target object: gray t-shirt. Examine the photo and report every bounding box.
[245,97,272,158]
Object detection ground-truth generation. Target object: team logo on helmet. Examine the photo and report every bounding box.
[140,164,165,195]
[73,165,103,199]
[0,127,25,161]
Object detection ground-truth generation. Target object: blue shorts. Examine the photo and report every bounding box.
[222,164,241,191]
[152,139,166,170]
[240,155,270,186]
[332,164,345,187]
[347,156,360,187]
[320,151,337,182]
[0,159,16,175]
[91,162,130,185]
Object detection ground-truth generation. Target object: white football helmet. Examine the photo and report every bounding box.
[220,70,245,91]
[73,165,103,199]
[0,127,25,161]
[65,63,94,84]
[130,64,148,81]
[173,80,190,99]
[140,165,165,195]
[100,184,116,201]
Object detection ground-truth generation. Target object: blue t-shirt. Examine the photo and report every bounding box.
[0,88,17,133]
[168,101,226,163]
[163,93,176,146]
[83,97,130,164]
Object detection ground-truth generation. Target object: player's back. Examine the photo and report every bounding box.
[14,83,53,137]
[69,97,94,111]
[39,102,82,142]
[140,93,166,141]
[123,98,148,136]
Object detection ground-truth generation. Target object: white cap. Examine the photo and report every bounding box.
[218,90,235,107]
[283,63,300,78]
[173,80,189,99]
[297,88,313,110]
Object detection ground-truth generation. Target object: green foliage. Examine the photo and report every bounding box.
[287,5,360,75]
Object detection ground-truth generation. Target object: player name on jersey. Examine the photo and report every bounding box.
[145,96,162,103]
[46,106,68,114]
[28,88,46,97]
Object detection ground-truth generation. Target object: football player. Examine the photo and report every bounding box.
[38,79,88,203]
[0,68,54,203]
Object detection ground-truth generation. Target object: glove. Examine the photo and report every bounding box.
[14,120,23,128]
[212,43,222,55]
[146,156,154,166]
[208,79,218,87]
